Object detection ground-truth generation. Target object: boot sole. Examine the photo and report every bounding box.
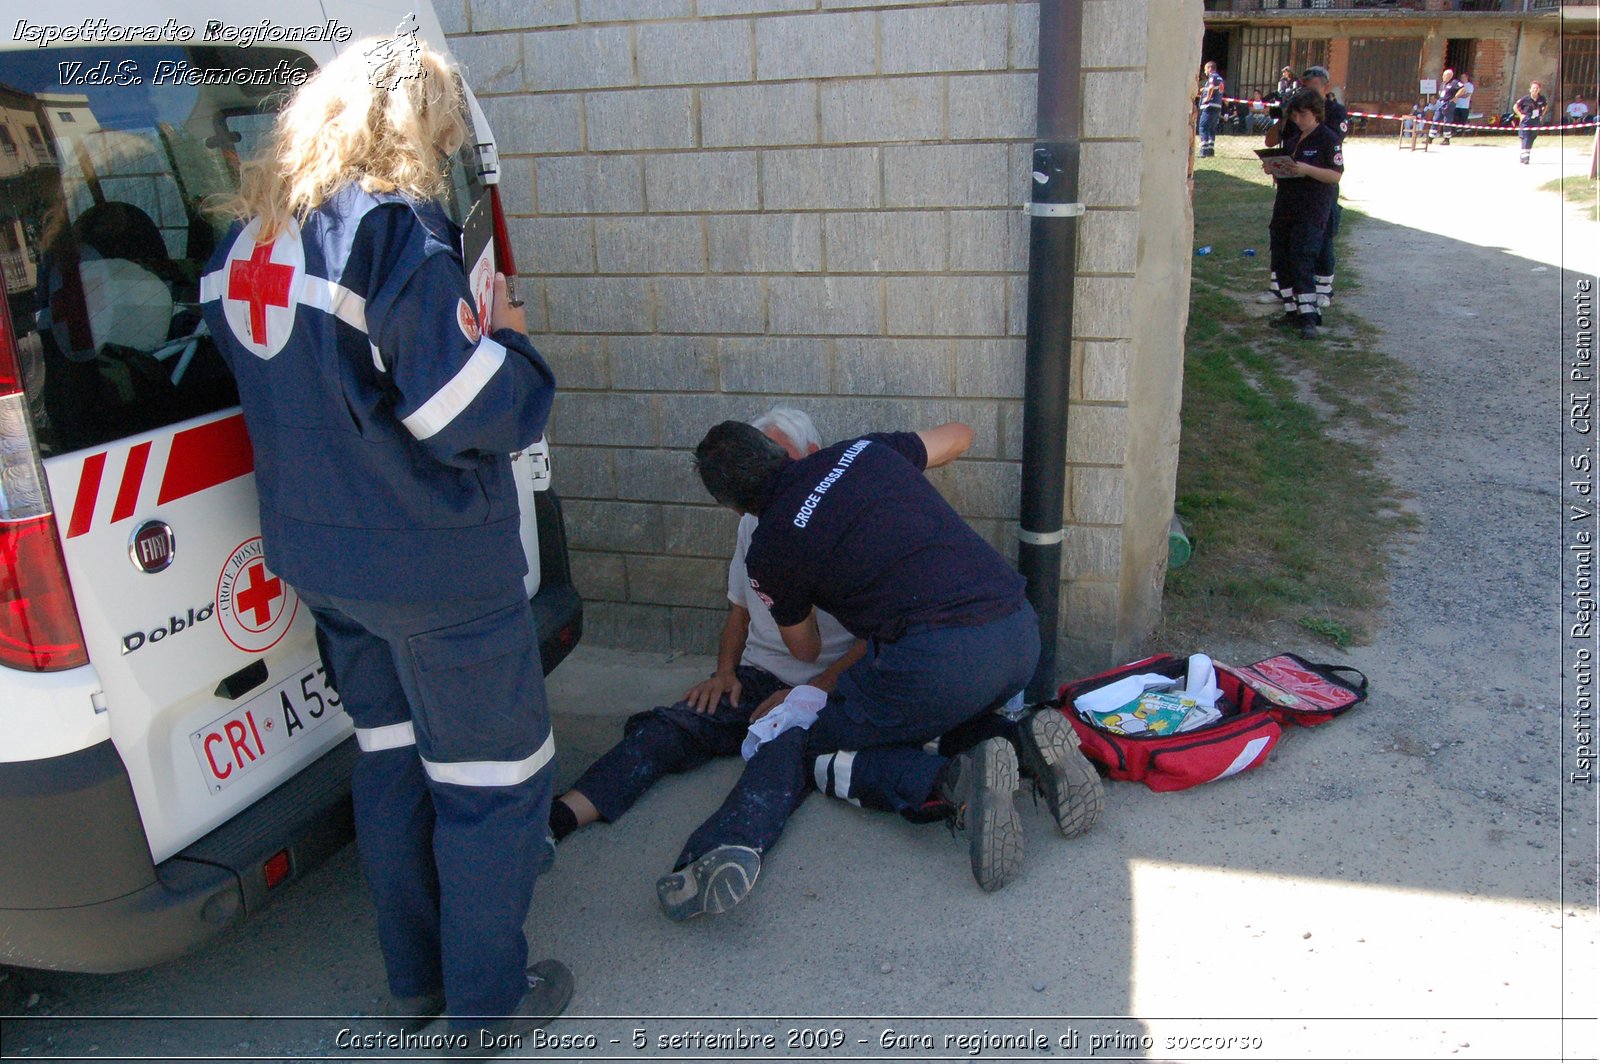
[1020,710,1105,838]
[968,739,1023,893]
[656,845,761,921]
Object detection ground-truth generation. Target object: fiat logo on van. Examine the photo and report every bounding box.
[129,521,175,574]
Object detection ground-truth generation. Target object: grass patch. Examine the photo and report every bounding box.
[1160,144,1414,652]
[1540,174,1599,221]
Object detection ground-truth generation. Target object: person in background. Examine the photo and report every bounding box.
[1515,82,1548,164]
[1454,72,1475,132]
[1276,66,1298,102]
[200,40,570,1054]
[1262,88,1344,341]
[1260,66,1347,313]
[1432,68,1462,143]
[1197,61,1226,158]
[1567,94,1591,125]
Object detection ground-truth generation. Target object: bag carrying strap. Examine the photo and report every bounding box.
[1301,659,1368,697]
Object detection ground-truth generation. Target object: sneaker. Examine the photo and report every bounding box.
[655,844,762,922]
[1316,294,1332,309]
[1255,291,1282,305]
[446,960,574,1058]
[938,738,1022,893]
[1016,709,1104,838]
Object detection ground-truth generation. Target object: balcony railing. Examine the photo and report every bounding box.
[1206,0,1564,12]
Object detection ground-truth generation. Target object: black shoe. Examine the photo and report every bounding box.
[446,960,574,1058]
[656,844,762,921]
[1016,709,1104,838]
[1269,313,1297,329]
[373,988,446,1035]
[937,738,1023,892]
[1299,320,1320,340]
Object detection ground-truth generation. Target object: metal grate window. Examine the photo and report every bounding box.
[1562,34,1598,105]
[1291,39,1331,79]
[1347,37,1423,115]
[1230,26,1293,101]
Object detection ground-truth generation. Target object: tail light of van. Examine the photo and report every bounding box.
[0,296,89,672]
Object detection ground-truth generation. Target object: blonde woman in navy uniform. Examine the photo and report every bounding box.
[202,39,570,1053]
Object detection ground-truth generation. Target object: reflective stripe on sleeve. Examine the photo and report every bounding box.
[420,730,555,789]
[299,276,368,333]
[356,721,417,752]
[400,337,507,441]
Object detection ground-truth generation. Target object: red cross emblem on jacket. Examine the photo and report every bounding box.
[217,220,305,359]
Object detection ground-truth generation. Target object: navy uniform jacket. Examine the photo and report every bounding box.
[200,185,555,602]
[1272,123,1344,224]
[1199,72,1225,111]
[746,432,1026,643]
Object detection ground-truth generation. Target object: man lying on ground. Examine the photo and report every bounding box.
[654,420,1102,920]
[548,408,862,844]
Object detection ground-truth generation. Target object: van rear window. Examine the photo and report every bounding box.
[0,46,314,455]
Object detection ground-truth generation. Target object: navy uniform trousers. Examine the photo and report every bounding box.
[300,582,554,1022]
[570,664,789,823]
[675,604,1040,870]
[1270,195,1334,324]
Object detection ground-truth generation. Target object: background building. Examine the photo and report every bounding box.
[1202,0,1595,123]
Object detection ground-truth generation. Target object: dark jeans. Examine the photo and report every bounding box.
[1198,107,1222,146]
[568,664,787,822]
[674,603,1040,869]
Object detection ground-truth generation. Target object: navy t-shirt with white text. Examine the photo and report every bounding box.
[744,432,1027,642]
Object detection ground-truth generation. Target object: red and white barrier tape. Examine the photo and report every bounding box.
[1210,95,1583,135]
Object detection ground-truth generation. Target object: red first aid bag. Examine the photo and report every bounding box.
[1054,655,1282,792]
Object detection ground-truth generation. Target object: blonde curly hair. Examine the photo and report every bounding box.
[224,38,466,238]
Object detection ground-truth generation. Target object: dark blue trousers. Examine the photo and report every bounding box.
[1198,106,1222,148]
[675,604,1040,869]
[569,664,787,822]
[300,584,553,1023]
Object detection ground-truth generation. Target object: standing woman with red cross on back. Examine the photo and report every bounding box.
[200,38,571,1054]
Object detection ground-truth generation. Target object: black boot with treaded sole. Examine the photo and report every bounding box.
[1016,708,1104,838]
[939,737,1023,892]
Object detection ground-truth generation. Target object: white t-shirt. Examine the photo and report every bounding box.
[1455,81,1474,110]
[1570,101,1591,121]
[730,514,856,687]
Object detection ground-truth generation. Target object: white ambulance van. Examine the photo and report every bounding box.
[0,1,581,973]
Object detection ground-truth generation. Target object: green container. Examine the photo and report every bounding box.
[1168,515,1192,569]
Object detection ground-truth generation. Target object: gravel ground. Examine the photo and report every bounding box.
[3,135,1596,1064]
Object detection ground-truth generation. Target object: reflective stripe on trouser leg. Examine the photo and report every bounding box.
[813,750,863,807]
[1315,274,1334,297]
[307,603,443,1000]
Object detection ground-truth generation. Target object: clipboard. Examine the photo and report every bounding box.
[461,193,495,334]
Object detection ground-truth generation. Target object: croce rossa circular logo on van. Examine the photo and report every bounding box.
[215,537,299,653]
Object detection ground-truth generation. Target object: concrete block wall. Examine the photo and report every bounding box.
[442,0,1196,671]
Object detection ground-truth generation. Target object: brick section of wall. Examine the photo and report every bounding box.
[450,0,1173,667]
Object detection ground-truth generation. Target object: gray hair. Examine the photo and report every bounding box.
[751,406,822,453]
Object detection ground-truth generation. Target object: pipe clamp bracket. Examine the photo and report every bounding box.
[1017,527,1065,546]
[1025,202,1086,218]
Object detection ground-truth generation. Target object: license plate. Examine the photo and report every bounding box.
[190,662,344,793]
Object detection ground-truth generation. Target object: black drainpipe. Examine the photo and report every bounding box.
[1018,0,1085,704]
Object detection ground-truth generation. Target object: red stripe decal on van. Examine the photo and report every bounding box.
[110,442,152,524]
[157,415,255,505]
[66,452,107,539]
